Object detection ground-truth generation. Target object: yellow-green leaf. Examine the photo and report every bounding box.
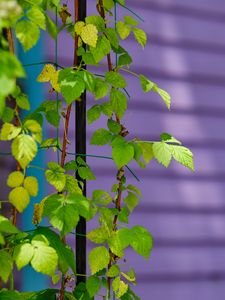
[9,186,30,213]
[80,24,98,48]
[7,171,24,188]
[24,176,39,197]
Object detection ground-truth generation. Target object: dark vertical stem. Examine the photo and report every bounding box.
[75,0,87,286]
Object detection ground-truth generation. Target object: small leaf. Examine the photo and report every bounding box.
[9,187,30,213]
[90,128,112,146]
[37,64,55,82]
[105,71,127,88]
[65,175,82,194]
[116,21,131,40]
[94,78,109,100]
[46,14,58,39]
[11,134,37,169]
[74,21,85,35]
[7,171,24,188]
[16,20,40,51]
[31,235,58,276]
[45,162,66,192]
[0,250,13,283]
[0,215,19,234]
[87,105,101,124]
[105,27,119,49]
[80,24,98,48]
[137,141,154,164]
[91,35,111,63]
[24,176,39,197]
[2,107,14,123]
[152,142,172,168]
[124,192,139,212]
[153,85,171,109]
[86,276,101,297]
[170,145,194,171]
[24,119,42,134]
[16,93,30,110]
[112,277,128,298]
[139,75,154,93]
[126,184,142,197]
[107,119,121,134]
[132,27,147,48]
[130,226,153,259]
[107,264,120,277]
[112,138,134,169]
[110,88,128,119]
[92,190,112,206]
[46,110,60,127]
[87,226,109,244]
[13,243,34,270]
[27,6,46,30]
[85,15,105,31]
[78,166,96,180]
[0,123,21,140]
[124,15,138,26]
[88,246,110,274]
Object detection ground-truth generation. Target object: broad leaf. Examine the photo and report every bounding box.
[16,20,40,51]
[105,71,127,88]
[0,123,21,140]
[112,277,128,298]
[110,88,128,119]
[9,187,30,213]
[90,128,112,145]
[0,215,19,234]
[88,246,110,274]
[112,138,134,169]
[130,226,153,259]
[87,226,109,244]
[80,24,98,48]
[45,162,66,192]
[13,243,34,270]
[124,192,139,212]
[152,142,172,168]
[116,21,131,40]
[24,176,39,197]
[170,145,194,171]
[86,276,101,297]
[132,28,147,48]
[7,171,24,188]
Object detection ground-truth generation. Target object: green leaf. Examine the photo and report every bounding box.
[46,110,60,127]
[105,27,119,49]
[87,105,101,124]
[130,226,153,259]
[2,107,14,123]
[112,277,128,298]
[88,246,110,274]
[0,215,19,234]
[46,14,58,39]
[45,162,66,192]
[94,78,109,100]
[90,128,112,145]
[33,227,76,274]
[170,145,194,171]
[7,171,24,188]
[107,119,121,134]
[0,290,23,300]
[80,24,98,48]
[160,133,181,144]
[13,243,34,270]
[77,70,95,93]
[108,231,125,257]
[31,235,58,276]
[153,85,171,109]
[24,119,42,134]
[9,187,30,213]
[78,166,96,180]
[118,53,132,67]
[124,15,138,26]
[91,35,111,63]
[118,207,129,224]
[11,134,38,169]
[15,20,40,51]
[107,264,120,277]
[127,184,142,197]
[124,192,139,212]
[116,21,131,40]
[110,88,128,118]
[132,27,147,48]
[86,276,101,297]
[152,142,172,168]
[92,190,112,206]
[16,93,30,110]
[112,138,134,169]
[87,226,109,244]
[121,269,136,284]
[43,194,80,236]
[137,141,154,164]
[85,15,105,31]
[27,6,46,30]
[0,123,21,140]
[105,71,127,88]
[0,250,13,283]
[58,69,85,104]
[24,176,39,197]
[139,75,154,93]
[65,175,82,194]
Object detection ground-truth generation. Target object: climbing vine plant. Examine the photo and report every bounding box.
[0,0,194,299]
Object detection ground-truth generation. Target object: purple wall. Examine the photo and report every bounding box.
[44,0,225,299]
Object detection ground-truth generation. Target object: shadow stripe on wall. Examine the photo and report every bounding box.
[130,0,225,24]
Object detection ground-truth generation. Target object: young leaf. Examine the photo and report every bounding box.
[0,250,13,283]
[77,70,95,92]
[132,27,147,48]
[45,162,66,192]
[152,142,172,168]
[65,175,82,194]
[9,187,30,213]
[107,264,120,278]
[105,27,119,49]
[124,15,138,26]
[94,78,109,100]
[0,215,20,234]
[16,93,30,110]
[0,123,21,140]
[31,235,58,276]
[91,35,111,63]
[86,276,101,298]
[88,246,110,274]
[170,145,194,171]
[78,166,96,180]
[87,105,101,124]
[85,15,105,31]
[126,184,142,197]
[137,141,154,164]
[116,21,131,40]
[90,128,112,145]
[24,176,39,197]
[130,226,153,259]
[124,192,139,212]
[112,277,128,298]
[27,6,46,30]
[107,119,121,134]
[92,190,112,206]
[24,119,42,134]
[7,171,24,188]
[11,134,38,169]
[2,107,14,123]
[153,85,171,109]
[105,71,127,88]
[110,88,128,119]
[118,53,132,67]
[46,14,58,39]
[112,139,134,169]
[13,243,34,270]
[139,75,154,93]
[15,20,40,51]
[80,24,98,48]
[87,226,109,244]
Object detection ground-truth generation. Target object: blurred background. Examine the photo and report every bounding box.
[1,0,225,299]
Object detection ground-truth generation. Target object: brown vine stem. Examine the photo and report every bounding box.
[59,1,79,299]
[6,28,20,226]
[97,2,126,298]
